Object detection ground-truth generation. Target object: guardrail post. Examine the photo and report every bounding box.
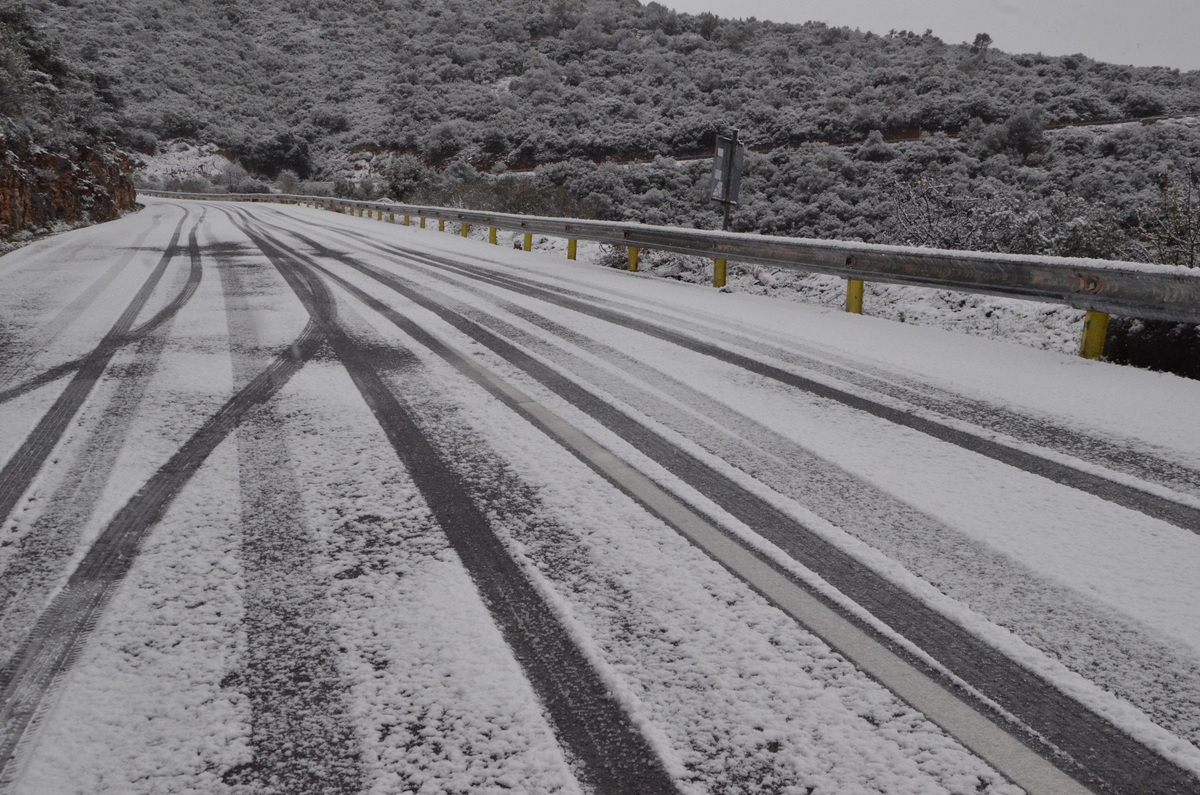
[439,219,445,232]
[420,217,426,228]
[523,233,532,252]
[489,227,497,245]
[714,259,727,288]
[846,279,864,314]
[389,212,395,222]
[461,222,469,238]
[1079,311,1110,359]
[628,246,640,272]
[568,239,577,260]
[404,214,410,225]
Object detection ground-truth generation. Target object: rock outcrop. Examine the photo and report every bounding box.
[0,137,136,238]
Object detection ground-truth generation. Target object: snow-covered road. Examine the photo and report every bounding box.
[2,197,1198,794]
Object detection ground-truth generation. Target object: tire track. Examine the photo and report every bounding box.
[0,330,175,669]
[0,209,205,409]
[230,210,681,795]
[0,212,190,526]
[275,213,1200,529]
[328,330,1021,793]
[0,213,162,390]
[401,248,1200,533]
[0,216,207,658]
[212,232,362,794]
[332,252,1200,750]
[0,303,323,785]
[269,226,1198,795]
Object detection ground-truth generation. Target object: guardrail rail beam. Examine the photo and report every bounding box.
[137,191,1200,342]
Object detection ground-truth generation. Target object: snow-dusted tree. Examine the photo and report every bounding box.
[1136,166,1200,268]
[217,162,248,193]
[275,169,301,194]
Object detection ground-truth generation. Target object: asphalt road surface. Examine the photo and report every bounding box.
[2,197,1199,794]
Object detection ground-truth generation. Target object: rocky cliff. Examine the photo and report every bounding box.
[0,137,136,239]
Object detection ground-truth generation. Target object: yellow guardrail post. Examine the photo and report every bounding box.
[714,259,727,288]
[420,217,426,228]
[568,239,577,260]
[489,227,497,245]
[846,279,864,314]
[628,246,640,272]
[523,233,533,252]
[389,212,395,222]
[439,219,445,232]
[461,222,469,238]
[1079,310,1110,359]
[404,214,410,225]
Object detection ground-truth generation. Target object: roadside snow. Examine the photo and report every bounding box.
[133,141,235,186]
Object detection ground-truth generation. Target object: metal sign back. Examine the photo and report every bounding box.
[709,133,745,206]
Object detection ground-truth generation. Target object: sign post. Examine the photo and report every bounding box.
[709,130,745,287]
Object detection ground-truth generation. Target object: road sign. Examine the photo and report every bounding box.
[709,130,745,208]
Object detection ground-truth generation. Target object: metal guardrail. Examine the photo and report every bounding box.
[141,190,1200,356]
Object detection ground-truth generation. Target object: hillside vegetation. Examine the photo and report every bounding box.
[35,0,1195,263]
[24,0,1200,175]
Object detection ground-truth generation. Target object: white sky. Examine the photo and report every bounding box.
[660,1,1200,72]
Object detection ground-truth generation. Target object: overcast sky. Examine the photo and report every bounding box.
[660,0,1200,72]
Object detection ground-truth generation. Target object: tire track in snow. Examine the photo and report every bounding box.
[212,233,363,794]
[0,208,205,409]
[0,214,209,661]
[400,248,1200,534]
[0,213,162,391]
[0,285,323,785]
[229,210,681,795]
[343,252,1200,751]
[0,215,207,667]
[280,214,1200,533]
[271,227,1199,795]
[0,211,190,527]
[323,330,1022,794]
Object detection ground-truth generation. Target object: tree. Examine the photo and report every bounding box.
[217,161,248,192]
[971,32,992,54]
[1135,166,1199,268]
